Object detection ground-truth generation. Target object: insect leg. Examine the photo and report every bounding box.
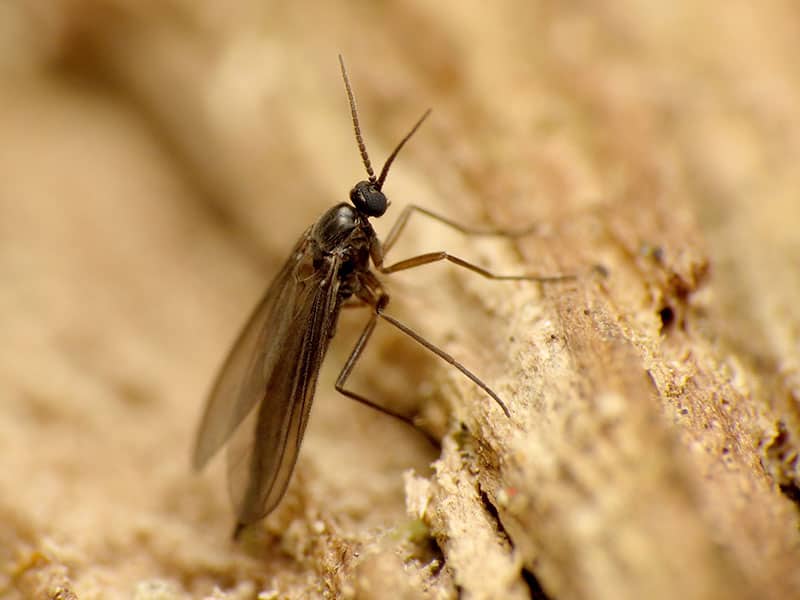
[335,311,440,446]
[379,250,575,282]
[382,204,539,256]
[377,205,574,281]
[375,308,511,417]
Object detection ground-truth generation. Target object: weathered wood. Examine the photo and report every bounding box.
[1,2,799,599]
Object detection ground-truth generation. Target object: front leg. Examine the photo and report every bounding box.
[373,204,575,282]
[381,204,541,258]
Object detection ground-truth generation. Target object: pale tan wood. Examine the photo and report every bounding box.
[1,2,799,599]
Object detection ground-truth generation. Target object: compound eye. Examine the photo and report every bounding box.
[349,180,388,217]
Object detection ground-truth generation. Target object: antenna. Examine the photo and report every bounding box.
[338,55,432,191]
[338,55,376,183]
[376,109,430,190]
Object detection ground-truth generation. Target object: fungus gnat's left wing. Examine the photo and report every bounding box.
[192,234,342,530]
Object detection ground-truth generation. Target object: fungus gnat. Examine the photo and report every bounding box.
[192,56,573,538]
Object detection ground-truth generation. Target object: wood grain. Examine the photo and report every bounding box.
[1,2,798,599]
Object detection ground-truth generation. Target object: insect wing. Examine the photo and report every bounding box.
[227,257,341,526]
[193,233,313,470]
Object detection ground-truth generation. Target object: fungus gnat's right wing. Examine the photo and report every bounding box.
[192,233,342,528]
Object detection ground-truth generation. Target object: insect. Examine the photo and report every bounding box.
[192,56,573,538]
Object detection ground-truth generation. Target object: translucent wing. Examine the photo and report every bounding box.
[192,234,311,470]
[192,230,342,530]
[227,261,341,529]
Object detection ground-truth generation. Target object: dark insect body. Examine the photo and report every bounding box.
[192,56,572,538]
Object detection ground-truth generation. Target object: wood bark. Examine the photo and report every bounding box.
[1,2,799,599]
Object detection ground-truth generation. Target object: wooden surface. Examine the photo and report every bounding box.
[1,2,799,599]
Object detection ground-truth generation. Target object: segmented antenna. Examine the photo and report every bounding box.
[376,108,431,191]
[339,55,376,183]
[339,55,432,191]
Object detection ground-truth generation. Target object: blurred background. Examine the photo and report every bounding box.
[0,1,798,598]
